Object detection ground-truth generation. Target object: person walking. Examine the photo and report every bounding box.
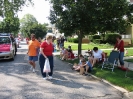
[27,34,40,72]
[113,35,127,70]
[39,35,54,80]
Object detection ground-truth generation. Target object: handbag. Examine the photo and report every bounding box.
[43,58,51,73]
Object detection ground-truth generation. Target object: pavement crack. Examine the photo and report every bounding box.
[96,94,112,98]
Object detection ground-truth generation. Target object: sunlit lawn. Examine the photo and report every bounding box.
[103,49,133,57]
[63,42,133,57]
[64,42,113,50]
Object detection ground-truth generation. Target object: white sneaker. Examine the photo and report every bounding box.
[30,67,33,70]
[43,77,47,80]
[32,69,35,73]
[48,76,53,80]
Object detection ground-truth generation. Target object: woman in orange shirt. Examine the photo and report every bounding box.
[27,34,40,72]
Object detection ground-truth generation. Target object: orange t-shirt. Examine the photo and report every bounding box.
[28,39,40,56]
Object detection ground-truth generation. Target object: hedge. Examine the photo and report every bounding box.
[89,33,120,44]
[67,38,78,43]
[89,35,101,41]
[92,39,102,44]
[105,33,120,44]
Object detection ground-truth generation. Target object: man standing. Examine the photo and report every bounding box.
[27,34,40,72]
[60,36,65,48]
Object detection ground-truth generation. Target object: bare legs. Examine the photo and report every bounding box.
[29,61,36,69]
[89,57,99,67]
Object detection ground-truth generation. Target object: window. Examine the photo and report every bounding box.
[0,37,11,44]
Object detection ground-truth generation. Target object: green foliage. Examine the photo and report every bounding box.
[0,0,33,35]
[92,35,101,40]
[0,17,20,34]
[0,0,33,17]
[105,33,120,44]
[92,39,102,44]
[30,23,47,39]
[49,0,132,54]
[67,38,78,43]
[20,14,47,38]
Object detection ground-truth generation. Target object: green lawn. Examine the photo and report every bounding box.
[92,67,133,91]
[124,59,133,62]
[103,49,133,57]
[63,42,133,57]
[64,42,113,50]
[58,57,133,91]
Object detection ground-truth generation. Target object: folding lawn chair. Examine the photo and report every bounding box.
[101,51,119,72]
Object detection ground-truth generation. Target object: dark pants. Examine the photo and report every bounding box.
[119,52,124,65]
[39,54,54,77]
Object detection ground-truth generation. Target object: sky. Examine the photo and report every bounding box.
[18,0,51,24]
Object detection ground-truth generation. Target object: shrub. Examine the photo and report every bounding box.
[89,35,101,41]
[88,35,93,41]
[92,39,102,44]
[93,35,101,39]
[105,33,120,44]
[73,38,78,43]
[67,38,78,43]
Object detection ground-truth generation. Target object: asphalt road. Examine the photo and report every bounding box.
[0,42,123,99]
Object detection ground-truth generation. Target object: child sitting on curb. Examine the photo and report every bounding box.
[75,58,92,75]
[72,54,84,70]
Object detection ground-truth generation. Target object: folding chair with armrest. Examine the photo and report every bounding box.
[101,51,119,72]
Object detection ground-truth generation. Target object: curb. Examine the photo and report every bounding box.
[67,62,132,99]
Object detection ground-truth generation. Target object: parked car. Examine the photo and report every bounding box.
[0,33,17,60]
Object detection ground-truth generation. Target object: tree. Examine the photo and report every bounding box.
[30,23,47,39]
[49,0,133,55]
[0,0,33,17]
[0,16,20,34]
[0,0,33,35]
[20,14,47,38]
[20,14,38,37]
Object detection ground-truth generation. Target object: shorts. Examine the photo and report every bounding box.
[29,56,38,62]
[98,58,102,62]
[60,43,64,48]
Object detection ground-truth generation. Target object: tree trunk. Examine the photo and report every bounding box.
[78,31,83,55]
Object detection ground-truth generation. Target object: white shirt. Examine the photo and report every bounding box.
[93,50,103,59]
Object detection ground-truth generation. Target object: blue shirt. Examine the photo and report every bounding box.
[86,61,92,71]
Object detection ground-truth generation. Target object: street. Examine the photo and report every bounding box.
[0,41,123,99]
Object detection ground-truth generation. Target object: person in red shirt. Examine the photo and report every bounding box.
[39,35,54,80]
[113,35,126,70]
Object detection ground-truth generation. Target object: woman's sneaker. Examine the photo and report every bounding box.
[48,76,53,80]
[43,77,47,80]
[32,69,35,73]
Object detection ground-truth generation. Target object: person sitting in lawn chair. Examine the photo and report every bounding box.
[68,45,75,60]
[72,54,84,70]
[89,47,106,67]
[74,58,92,75]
